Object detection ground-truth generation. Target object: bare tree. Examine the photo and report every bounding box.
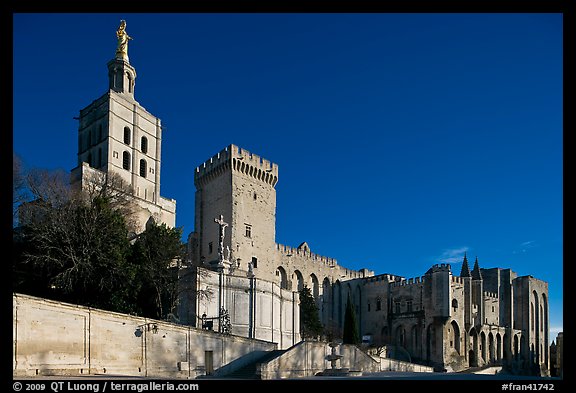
[79,169,139,233]
[13,153,30,225]
[13,153,28,205]
[17,166,136,310]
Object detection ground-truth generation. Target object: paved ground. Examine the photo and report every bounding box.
[310,371,561,380]
[14,372,561,381]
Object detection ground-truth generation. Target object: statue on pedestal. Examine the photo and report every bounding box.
[116,20,132,61]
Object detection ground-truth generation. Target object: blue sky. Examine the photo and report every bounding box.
[12,13,563,342]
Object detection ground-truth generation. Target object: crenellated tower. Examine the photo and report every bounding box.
[191,144,279,272]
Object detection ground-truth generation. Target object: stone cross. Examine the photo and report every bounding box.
[214,215,229,262]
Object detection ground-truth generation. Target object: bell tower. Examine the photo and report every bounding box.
[70,20,176,233]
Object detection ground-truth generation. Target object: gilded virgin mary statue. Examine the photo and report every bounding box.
[115,20,132,61]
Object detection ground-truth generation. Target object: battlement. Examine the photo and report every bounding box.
[364,273,404,286]
[194,145,233,186]
[451,276,465,285]
[483,291,498,299]
[390,276,426,288]
[274,243,366,279]
[194,144,279,187]
[340,267,365,280]
[276,242,337,266]
[427,263,452,273]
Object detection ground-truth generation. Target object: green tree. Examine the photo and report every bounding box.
[20,194,135,312]
[15,168,138,313]
[299,285,323,339]
[343,292,360,345]
[130,221,185,320]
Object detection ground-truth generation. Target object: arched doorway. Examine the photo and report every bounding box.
[496,333,502,363]
[469,328,478,367]
[451,320,461,355]
[480,331,487,364]
[488,332,495,363]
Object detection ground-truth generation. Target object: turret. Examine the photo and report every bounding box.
[471,257,484,327]
[460,252,471,277]
[460,253,473,327]
[192,145,279,274]
[424,263,451,321]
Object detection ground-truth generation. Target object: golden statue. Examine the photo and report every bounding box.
[115,20,132,61]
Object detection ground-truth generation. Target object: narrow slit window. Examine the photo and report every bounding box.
[123,151,131,170]
[124,127,131,145]
[140,159,147,177]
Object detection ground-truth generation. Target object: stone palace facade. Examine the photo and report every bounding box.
[71,22,550,375]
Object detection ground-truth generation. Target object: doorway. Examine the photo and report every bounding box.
[205,351,214,375]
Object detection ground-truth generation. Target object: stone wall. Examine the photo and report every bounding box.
[379,358,434,373]
[13,293,276,378]
[180,267,301,349]
[257,340,380,379]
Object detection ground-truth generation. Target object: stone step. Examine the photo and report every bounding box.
[223,350,286,379]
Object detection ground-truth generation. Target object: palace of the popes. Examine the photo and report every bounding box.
[13,21,553,379]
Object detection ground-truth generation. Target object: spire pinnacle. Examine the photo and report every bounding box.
[460,252,471,277]
[108,20,137,98]
[471,256,483,280]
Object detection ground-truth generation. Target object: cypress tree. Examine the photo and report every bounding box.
[343,292,360,345]
[299,285,323,339]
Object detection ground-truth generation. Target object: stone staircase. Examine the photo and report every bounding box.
[221,350,286,379]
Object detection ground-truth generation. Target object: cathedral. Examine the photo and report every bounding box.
[72,21,550,375]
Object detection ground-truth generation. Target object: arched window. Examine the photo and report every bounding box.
[141,136,148,154]
[293,270,304,291]
[452,299,458,311]
[310,274,319,299]
[140,159,147,178]
[276,267,288,290]
[123,151,131,170]
[124,126,131,145]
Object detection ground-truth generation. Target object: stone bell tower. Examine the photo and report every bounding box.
[70,20,176,233]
